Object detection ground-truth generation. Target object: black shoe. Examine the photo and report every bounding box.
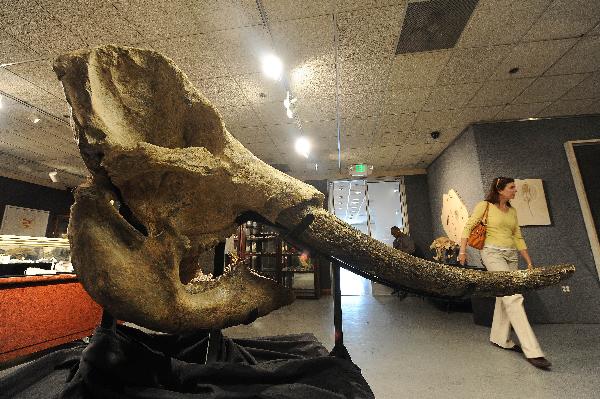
[527,357,552,370]
[491,342,523,353]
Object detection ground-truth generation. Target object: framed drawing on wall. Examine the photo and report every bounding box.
[512,179,551,226]
[0,205,50,237]
[565,139,600,279]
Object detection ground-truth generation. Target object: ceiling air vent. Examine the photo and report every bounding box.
[396,0,479,54]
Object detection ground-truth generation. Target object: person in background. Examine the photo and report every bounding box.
[391,226,415,255]
[458,177,552,370]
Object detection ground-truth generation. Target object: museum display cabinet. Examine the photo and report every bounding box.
[0,234,101,363]
[238,222,320,299]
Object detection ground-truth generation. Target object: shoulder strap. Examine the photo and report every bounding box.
[482,202,490,224]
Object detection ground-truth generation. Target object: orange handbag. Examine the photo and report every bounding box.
[467,202,490,250]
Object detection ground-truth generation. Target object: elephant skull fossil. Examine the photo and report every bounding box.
[53,45,575,333]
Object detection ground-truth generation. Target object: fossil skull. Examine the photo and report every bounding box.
[53,46,575,333]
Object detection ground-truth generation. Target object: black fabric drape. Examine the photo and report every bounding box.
[1,325,373,399]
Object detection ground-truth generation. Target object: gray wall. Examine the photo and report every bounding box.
[427,127,486,266]
[404,174,433,259]
[428,116,600,323]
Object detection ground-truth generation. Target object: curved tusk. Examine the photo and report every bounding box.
[277,207,575,298]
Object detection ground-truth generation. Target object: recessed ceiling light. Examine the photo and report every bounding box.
[33,117,41,124]
[261,54,283,81]
[295,136,310,158]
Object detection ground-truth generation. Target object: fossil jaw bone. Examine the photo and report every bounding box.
[54,45,575,333]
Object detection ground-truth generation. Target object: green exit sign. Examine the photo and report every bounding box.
[355,164,366,173]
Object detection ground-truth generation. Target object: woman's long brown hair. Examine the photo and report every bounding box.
[484,177,515,206]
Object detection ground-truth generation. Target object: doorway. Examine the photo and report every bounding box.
[328,178,407,295]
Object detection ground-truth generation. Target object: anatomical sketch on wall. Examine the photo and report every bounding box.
[512,179,551,226]
[53,45,574,333]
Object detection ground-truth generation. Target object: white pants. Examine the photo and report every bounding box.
[481,247,544,359]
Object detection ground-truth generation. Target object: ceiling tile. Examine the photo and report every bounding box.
[335,5,405,62]
[458,0,551,47]
[451,105,503,127]
[490,38,577,80]
[4,1,87,56]
[7,60,65,100]
[495,102,551,120]
[44,2,145,47]
[562,72,600,100]
[219,105,263,128]
[381,87,430,114]
[289,61,336,98]
[228,125,269,143]
[256,101,296,125]
[587,22,600,36]
[335,0,406,13]
[523,0,600,41]
[0,35,40,65]
[265,123,302,143]
[513,74,588,104]
[338,59,392,93]
[412,109,458,133]
[545,36,600,76]
[234,73,287,104]
[192,76,247,108]
[537,98,597,117]
[375,113,417,133]
[302,120,337,137]
[152,35,231,79]
[35,99,70,119]
[340,93,382,118]
[272,15,335,68]
[296,96,337,121]
[340,117,377,137]
[468,78,535,106]
[422,83,482,111]
[209,27,272,75]
[388,50,452,88]
[263,0,335,21]
[0,69,53,102]
[436,45,512,85]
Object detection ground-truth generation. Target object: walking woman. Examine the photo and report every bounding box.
[458,177,552,370]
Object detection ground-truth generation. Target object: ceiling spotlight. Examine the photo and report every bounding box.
[33,117,41,124]
[49,171,59,183]
[261,54,283,81]
[295,136,310,158]
[286,108,294,119]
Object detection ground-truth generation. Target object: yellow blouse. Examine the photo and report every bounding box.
[461,201,527,250]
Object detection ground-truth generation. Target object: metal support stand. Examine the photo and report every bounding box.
[330,260,351,360]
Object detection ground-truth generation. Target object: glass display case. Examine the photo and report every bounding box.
[0,235,72,277]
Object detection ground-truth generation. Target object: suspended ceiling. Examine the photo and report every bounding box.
[1,0,600,189]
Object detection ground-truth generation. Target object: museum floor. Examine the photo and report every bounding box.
[225,295,600,399]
